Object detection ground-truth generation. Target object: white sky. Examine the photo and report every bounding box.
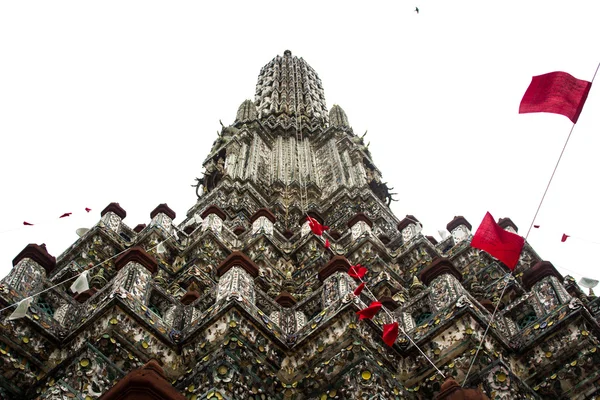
[1,1,599,288]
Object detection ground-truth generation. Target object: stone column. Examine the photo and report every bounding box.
[523,261,571,313]
[318,256,354,308]
[99,202,127,233]
[397,215,422,244]
[112,247,158,303]
[419,257,465,313]
[347,213,372,240]
[149,203,177,233]
[3,243,56,296]
[446,216,472,244]
[250,208,276,236]
[200,205,227,235]
[215,251,258,304]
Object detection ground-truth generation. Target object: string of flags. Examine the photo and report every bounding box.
[22,207,92,227]
[346,261,445,377]
[307,215,330,249]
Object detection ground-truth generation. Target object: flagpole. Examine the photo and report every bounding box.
[461,271,513,387]
[525,61,600,238]
[524,123,576,239]
[464,61,600,386]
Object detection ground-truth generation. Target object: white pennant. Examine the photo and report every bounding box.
[70,271,90,294]
[8,297,33,320]
[157,242,167,254]
[579,277,599,289]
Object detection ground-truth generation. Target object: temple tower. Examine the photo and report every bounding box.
[1,51,599,400]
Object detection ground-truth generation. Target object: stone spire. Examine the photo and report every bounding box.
[254,50,329,127]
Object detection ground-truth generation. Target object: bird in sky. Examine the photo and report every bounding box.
[415,7,419,13]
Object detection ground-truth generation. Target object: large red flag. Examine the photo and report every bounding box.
[356,301,382,320]
[383,322,399,346]
[471,212,525,270]
[519,71,591,123]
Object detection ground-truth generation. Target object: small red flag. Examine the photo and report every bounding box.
[23,221,34,226]
[356,301,382,320]
[471,212,525,270]
[348,264,368,279]
[383,322,399,346]
[534,225,540,228]
[59,212,72,218]
[307,216,329,236]
[519,71,591,123]
[561,233,570,242]
[85,208,92,213]
[354,282,365,296]
[325,239,330,248]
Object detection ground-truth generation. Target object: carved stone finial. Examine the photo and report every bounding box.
[216,251,259,278]
[522,260,563,290]
[409,276,425,295]
[397,215,420,232]
[250,208,276,223]
[275,291,297,308]
[12,243,56,273]
[100,359,185,400]
[318,256,352,281]
[435,378,490,400]
[181,289,201,305]
[133,224,146,233]
[498,217,518,233]
[100,202,127,219]
[419,257,463,285]
[329,104,350,128]
[446,216,472,232]
[235,99,257,123]
[114,246,158,274]
[150,203,176,220]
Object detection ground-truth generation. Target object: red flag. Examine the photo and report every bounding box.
[59,213,72,218]
[23,221,34,226]
[534,225,540,228]
[353,282,365,296]
[471,212,525,270]
[325,239,330,249]
[519,71,591,123]
[307,216,329,236]
[383,322,399,346]
[85,208,92,213]
[348,264,368,279]
[356,301,382,320]
[561,233,570,242]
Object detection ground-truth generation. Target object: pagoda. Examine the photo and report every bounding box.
[1,50,599,399]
